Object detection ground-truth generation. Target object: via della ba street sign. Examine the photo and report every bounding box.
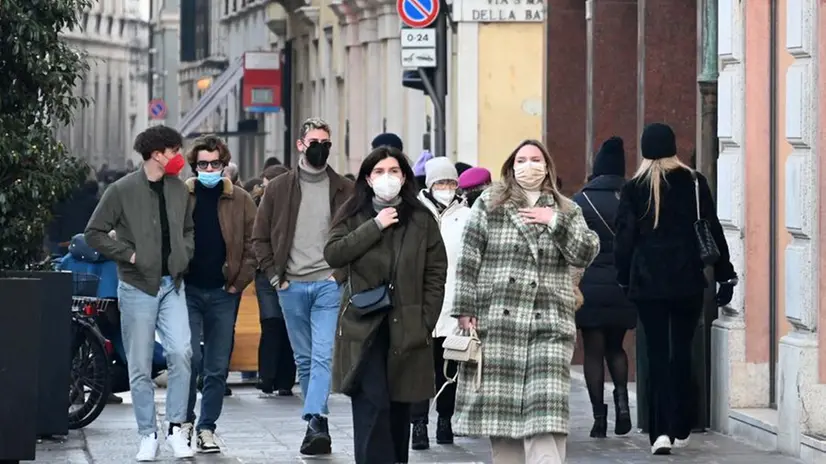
[397,0,439,28]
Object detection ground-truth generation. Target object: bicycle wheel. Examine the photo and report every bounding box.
[68,325,111,429]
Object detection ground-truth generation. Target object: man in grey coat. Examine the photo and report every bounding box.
[85,125,196,462]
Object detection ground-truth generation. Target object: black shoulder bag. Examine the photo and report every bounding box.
[347,225,408,317]
[692,171,721,265]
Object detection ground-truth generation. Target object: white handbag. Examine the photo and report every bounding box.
[431,328,482,410]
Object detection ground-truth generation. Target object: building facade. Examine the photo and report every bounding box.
[149,0,181,128]
[56,0,150,169]
[712,0,826,461]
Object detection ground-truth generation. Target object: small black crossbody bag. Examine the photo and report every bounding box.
[347,225,408,317]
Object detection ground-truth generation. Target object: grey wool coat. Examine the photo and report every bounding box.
[450,186,600,439]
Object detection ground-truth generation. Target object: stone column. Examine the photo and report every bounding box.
[777,0,826,451]
[345,18,366,171]
[360,11,382,148]
[455,22,479,165]
[378,7,404,138]
[544,0,586,195]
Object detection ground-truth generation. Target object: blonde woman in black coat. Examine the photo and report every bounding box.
[572,136,636,439]
[614,123,737,455]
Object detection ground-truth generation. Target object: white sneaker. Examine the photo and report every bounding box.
[651,435,672,455]
[673,436,690,448]
[166,426,196,459]
[180,422,194,448]
[196,429,221,454]
[135,433,159,461]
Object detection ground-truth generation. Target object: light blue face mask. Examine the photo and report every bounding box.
[198,171,223,188]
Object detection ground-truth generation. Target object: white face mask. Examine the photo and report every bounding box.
[371,174,403,201]
[432,189,456,206]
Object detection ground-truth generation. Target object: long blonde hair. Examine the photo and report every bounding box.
[488,139,570,211]
[632,155,691,228]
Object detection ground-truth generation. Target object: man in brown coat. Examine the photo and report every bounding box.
[252,117,353,456]
[181,135,257,454]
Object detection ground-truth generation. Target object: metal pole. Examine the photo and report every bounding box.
[433,7,447,157]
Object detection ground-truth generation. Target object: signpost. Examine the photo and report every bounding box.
[148,99,167,120]
[243,51,283,113]
[398,0,446,158]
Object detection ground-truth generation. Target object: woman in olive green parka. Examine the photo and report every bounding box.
[324,146,447,464]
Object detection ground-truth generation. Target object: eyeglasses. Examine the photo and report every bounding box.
[196,160,225,169]
[306,140,332,149]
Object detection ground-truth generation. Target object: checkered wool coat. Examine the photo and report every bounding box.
[450,186,600,439]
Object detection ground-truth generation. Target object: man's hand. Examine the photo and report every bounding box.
[518,207,555,225]
[227,286,239,294]
[279,281,290,290]
[129,253,136,264]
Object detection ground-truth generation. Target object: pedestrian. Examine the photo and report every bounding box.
[412,150,433,189]
[223,162,241,186]
[181,135,258,453]
[323,146,447,464]
[84,125,196,461]
[409,157,470,450]
[455,161,472,176]
[614,123,738,455]
[252,164,296,396]
[451,139,600,464]
[571,136,636,439]
[458,166,492,207]
[251,117,353,456]
[371,132,404,152]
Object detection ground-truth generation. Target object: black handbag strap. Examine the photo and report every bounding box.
[691,170,701,221]
[347,222,408,294]
[581,192,615,236]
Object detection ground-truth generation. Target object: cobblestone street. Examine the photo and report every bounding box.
[32,375,801,463]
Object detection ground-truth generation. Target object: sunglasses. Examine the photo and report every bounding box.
[306,140,332,149]
[196,160,225,169]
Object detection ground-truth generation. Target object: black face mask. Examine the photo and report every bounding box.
[304,141,331,168]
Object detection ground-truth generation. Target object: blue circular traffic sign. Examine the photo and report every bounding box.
[148,99,167,120]
[397,0,439,28]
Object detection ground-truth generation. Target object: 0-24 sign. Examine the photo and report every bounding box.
[401,28,436,48]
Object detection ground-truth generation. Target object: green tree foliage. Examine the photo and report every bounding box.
[0,0,93,269]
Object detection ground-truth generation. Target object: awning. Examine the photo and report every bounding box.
[176,56,244,137]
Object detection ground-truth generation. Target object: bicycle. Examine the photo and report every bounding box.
[68,273,115,430]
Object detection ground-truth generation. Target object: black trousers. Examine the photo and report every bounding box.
[410,337,456,423]
[351,320,412,464]
[636,294,703,445]
[258,317,296,390]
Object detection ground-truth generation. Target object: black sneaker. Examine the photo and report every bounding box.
[276,389,294,396]
[300,414,332,455]
[256,379,274,394]
[411,422,429,450]
[436,416,453,444]
[197,429,221,454]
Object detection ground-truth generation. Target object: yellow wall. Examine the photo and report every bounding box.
[476,23,544,177]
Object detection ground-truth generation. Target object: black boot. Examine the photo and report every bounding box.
[411,421,429,450]
[590,404,607,438]
[613,387,632,435]
[256,378,274,394]
[300,414,332,455]
[436,416,453,444]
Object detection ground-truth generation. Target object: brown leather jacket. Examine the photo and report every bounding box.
[185,177,258,292]
[252,165,353,284]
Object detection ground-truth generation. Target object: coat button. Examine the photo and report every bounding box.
[393,318,398,323]
[503,309,510,316]
[535,313,541,319]
[513,244,519,251]
[538,248,544,256]
[509,277,516,284]
[530,281,537,288]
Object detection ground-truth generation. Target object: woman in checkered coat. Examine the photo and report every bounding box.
[451,140,600,463]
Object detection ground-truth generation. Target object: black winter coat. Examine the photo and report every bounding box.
[614,168,736,301]
[572,175,637,329]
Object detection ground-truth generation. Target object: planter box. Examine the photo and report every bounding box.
[4,270,72,437]
[0,278,42,461]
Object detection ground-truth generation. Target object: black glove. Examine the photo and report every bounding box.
[716,282,735,306]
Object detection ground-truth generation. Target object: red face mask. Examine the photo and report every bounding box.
[164,153,185,176]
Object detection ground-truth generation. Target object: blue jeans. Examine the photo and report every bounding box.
[277,280,340,419]
[118,277,192,436]
[185,286,241,431]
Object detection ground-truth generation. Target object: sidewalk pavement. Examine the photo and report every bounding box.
[32,373,802,463]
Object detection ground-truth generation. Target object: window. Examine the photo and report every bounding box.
[107,16,113,35]
[194,0,210,60]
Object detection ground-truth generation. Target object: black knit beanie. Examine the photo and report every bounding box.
[592,136,626,177]
[640,123,677,160]
[371,133,404,152]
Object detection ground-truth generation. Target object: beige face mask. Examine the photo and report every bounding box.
[514,161,547,191]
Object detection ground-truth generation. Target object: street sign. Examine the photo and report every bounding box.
[148,99,167,120]
[401,28,436,48]
[402,48,436,68]
[397,0,440,28]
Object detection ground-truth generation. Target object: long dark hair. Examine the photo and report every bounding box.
[332,146,424,228]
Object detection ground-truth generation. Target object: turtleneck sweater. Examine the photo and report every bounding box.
[285,158,333,282]
[372,196,403,229]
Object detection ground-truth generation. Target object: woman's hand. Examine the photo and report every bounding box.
[376,207,399,229]
[519,207,555,225]
[458,315,477,331]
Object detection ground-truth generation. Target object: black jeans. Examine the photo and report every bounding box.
[410,337,456,423]
[636,294,703,445]
[254,272,295,390]
[351,320,411,464]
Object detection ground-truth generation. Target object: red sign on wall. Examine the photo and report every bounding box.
[243,51,282,113]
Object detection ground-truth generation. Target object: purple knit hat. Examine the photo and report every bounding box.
[459,167,492,190]
[412,151,433,177]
